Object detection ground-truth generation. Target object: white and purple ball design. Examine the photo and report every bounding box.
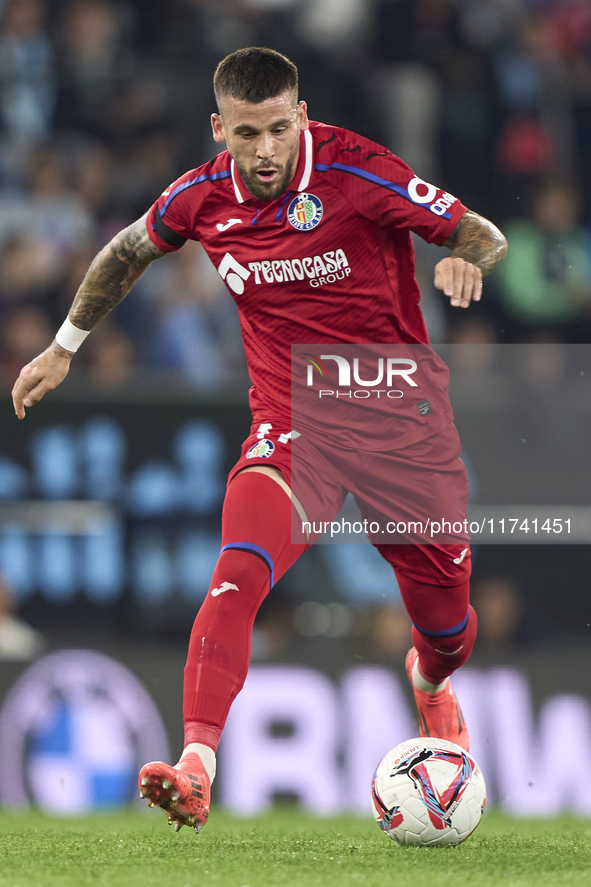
[371,737,486,847]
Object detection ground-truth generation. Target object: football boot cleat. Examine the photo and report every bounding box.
[138,752,210,833]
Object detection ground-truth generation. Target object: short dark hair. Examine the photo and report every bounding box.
[213,47,298,107]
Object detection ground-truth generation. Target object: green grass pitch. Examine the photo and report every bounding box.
[0,807,589,887]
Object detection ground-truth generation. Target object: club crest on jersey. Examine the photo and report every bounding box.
[287,192,323,231]
[246,439,275,459]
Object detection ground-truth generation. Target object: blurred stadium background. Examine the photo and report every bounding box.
[1,0,591,819]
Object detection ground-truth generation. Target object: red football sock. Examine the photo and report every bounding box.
[410,605,477,684]
[183,471,307,751]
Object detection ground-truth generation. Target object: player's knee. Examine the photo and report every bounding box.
[413,606,477,677]
[207,549,272,604]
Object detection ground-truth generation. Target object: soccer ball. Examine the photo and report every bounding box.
[371,737,486,847]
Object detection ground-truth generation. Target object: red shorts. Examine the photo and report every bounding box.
[228,414,471,585]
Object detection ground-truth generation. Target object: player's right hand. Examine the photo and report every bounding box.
[12,342,74,419]
[434,256,482,308]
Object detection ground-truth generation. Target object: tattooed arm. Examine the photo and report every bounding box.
[69,213,165,328]
[434,210,508,309]
[12,214,166,418]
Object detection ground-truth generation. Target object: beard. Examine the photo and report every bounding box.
[236,142,299,201]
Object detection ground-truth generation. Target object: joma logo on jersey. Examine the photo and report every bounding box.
[248,249,350,288]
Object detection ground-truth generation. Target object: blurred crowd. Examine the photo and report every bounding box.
[2,0,591,393]
[249,569,549,667]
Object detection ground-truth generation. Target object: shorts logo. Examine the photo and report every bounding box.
[246,439,275,459]
[288,192,323,231]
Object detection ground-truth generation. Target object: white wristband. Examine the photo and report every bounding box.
[55,318,91,353]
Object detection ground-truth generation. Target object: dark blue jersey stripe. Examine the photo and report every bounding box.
[276,190,293,222]
[162,169,232,216]
[314,162,452,219]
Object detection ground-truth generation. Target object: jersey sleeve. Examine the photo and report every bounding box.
[318,144,467,245]
[145,168,203,253]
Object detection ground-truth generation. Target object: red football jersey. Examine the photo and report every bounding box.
[146,121,468,447]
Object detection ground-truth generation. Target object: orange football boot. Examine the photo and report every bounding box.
[405,647,469,751]
[138,752,210,833]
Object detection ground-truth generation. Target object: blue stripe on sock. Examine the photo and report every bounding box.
[413,609,470,638]
[220,542,275,587]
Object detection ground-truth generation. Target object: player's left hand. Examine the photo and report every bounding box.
[434,257,482,308]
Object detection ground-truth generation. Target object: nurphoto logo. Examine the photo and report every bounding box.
[304,353,418,399]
